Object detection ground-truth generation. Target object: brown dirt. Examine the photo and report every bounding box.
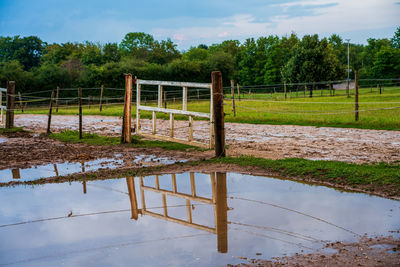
[229,236,400,267]
[0,131,212,170]
[15,114,400,164]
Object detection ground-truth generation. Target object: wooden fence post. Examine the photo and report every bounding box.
[379,84,382,95]
[329,83,332,96]
[212,71,225,157]
[46,91,55,134]
[346,80,350,98]
[78,87,83,139]
[355,70,359,121]
[122,74,132,143]
[18,92,23,112]
[6,81,15,129]
[55,86,60,112]
[304,85,306,97]
[99,85,104,112]
[284,81,287,100]
[183,86,187,111]
[310,83,313,98]
[230,80,236,116]
[236,83,240,101]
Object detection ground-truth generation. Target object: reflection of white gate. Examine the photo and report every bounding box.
[135,79,214,149]
[0,88,6,127]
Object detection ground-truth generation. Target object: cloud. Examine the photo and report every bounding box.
[152,0,400,48]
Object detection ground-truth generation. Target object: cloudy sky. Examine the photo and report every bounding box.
[0,0,399,50]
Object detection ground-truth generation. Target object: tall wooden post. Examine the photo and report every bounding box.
[284,82,287,100]
[236,83,240,101]
[6,81,15,129]
[230,80,236,117]
[212,71,225,157]
[18,92,23,112]
[354,70,359,121]
[55,86,60,112]
[122,74,133,143]
[78,87,83,139]
[46,91,55,134]
[99,85,104,112]
[216,172,228,253]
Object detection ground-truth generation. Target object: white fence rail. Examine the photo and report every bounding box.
[136,79,214,148]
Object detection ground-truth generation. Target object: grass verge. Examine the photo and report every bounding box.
[0,127,27,134]
[48,130,203,151]
[207,156,400,195]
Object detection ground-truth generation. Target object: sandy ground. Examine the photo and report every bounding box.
[14,114,400,164]
[230,236,400,267]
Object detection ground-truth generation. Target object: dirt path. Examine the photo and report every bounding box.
[15,114,400,164]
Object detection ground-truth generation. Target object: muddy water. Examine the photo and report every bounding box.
[0,137,7,144]
[0,156,184,183]
[0,173,399,266]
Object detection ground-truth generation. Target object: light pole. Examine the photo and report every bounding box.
[345,39,350,81]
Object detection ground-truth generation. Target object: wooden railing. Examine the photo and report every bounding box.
[135,79,214,149]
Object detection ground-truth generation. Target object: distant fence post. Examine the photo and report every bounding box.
[55,86,60,112]
[99,85,104,112]
[310,83,313,98]
[329,83,332,96]
[212,71,225,157]
[121,74,133,143]
[230,80,236,116]
[46,90,55,134]
[237,83,241,101]
[379,84,382,95]
[163,90,167,108]
[346,80,350,98]
[284,81,287,100]
[18,92,23,112]
[78,87,83,139]
[354,70,359,121]
[304,85,306,97]
[6,81,15,129]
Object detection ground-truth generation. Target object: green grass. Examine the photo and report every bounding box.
[19,86,400,130]
[207,156,400,190]
[49,130,203,151]
[0,127,27,134]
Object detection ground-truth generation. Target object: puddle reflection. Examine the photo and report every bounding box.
[0,172,399,266]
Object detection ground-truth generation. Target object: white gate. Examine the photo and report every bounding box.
[135,79,214,149]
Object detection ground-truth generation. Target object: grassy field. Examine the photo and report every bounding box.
[18,86,400,130]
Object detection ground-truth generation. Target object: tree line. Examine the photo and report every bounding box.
[0,28,399,94]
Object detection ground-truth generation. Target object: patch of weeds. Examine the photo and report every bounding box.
[49,130,204,151]
[0,127,27,134]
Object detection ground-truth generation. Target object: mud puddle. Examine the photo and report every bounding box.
[0,155,185,183]
[0,172,398,266]
[0,137,7,144]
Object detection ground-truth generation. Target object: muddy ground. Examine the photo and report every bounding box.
[230,236,400,267]
[15,114,400,164]
[2,114,400,266]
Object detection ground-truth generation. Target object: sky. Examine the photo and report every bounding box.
[0,0,399,50]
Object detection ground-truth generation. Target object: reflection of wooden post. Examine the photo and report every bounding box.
[83,181,87,194]
[6,81,15,129]
[122,74,132,143]
[190,172,196,197]
[216,172,227,253]
[126,177,138,220]
[81,162,85,172]
[140,176,146,211]
[11,168,20,179]
[171,174,177,192]
[46,91,55,134]
[186,199,192,223]
[54,164,59,176]
[162,194,168,216]
[212,71,225,157]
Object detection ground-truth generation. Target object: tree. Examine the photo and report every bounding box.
[391,26,400,49]
[119,32,155,58]
[103,43,121,62]
[0,36,45,70]
[371,46,400,78]
[281,35,344,83]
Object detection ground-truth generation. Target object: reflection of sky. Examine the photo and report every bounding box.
[0,173,399,266]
